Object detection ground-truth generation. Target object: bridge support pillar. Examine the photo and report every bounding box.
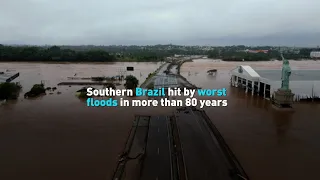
[251,82,254,96]
[235,76,239,87]
[263,83,266,98]
[245,79,248,93]
[230,75,235,86]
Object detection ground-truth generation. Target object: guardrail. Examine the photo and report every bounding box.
[199,110,250,180]
[111,116,141,180]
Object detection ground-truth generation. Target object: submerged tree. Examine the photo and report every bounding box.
[146,82,154,89]
[0,82,22,100]
[24,84,46,98]
[124,75,139,89]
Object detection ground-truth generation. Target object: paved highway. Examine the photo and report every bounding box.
[176,108,234,180]
[140,116,172,180]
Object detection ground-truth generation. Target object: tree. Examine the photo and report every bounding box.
[124,75,139,89]
[299,48,313,57]
[0,82,22,100]
[207,50,219,58]
[24,84,46,98]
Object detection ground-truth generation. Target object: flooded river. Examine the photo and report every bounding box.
[1,60,320,180]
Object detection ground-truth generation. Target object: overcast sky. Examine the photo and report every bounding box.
[1,0,320,46]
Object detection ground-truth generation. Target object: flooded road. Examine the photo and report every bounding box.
[1,60,320,180]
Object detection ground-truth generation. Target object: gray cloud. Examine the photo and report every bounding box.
[0,0,320,46]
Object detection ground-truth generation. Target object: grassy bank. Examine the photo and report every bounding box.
[140,62,167,88]
[177,59,193,75]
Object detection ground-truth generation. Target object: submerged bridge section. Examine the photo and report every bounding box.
[112,109,249,180]
[111,115,176,180]
[174,107,248,180]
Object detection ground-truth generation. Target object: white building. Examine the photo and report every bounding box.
[230,65,320,99]
[310,51,320,58]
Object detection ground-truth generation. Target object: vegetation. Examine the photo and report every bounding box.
[78,92,88,98]
[77,87,92,98]
[91,76,119,82]
[0,44,169,62]
[146,82,154,89]
[0,45,115,62]
[140,72,156,88]
[76,83,115,98]
[105,83,116,89]
[147,72,155,79]
[24,84,46,98]
[1,44,319,62]
[91,77,105,81]
[177,59,193,74]
[0,82,22,100]
[124,75,139,89]
[207,46,319,61]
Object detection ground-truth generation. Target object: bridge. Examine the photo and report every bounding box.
[140,58,198,90]
[154,75,179,89]
[111,108,249,180]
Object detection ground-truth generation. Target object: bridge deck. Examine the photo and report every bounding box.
[175,107,237,180]
[154,75,179,89]
[140,116,173,180]
[112,111,248,180]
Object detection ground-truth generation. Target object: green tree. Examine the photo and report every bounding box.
[299,48,313,58]
[207,50,219,58]
[124,75,139,89]
[0,82,22,100]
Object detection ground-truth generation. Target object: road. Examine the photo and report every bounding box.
[175,108,234,180]
[140,116,172,180]
[140,62,169,88]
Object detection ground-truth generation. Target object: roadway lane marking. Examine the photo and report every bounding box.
[166,116,174,180]
[157,148,160,155]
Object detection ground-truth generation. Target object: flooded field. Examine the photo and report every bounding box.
[1,60,320,180]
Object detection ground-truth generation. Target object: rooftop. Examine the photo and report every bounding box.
[241,65,261,78]
[255,69,320,81]
[0,72,20,83]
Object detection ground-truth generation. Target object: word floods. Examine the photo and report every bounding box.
[85,87,228,108]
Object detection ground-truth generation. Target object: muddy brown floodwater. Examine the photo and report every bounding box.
[1,60,320,180]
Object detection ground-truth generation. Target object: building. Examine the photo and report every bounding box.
[310,51,320,59]
[245,49,269,54]
[0,71,20,83]
[230,65,320,99]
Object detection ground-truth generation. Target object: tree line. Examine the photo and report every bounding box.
[0,45,116,62]
[207,47,318,61]
[1,44,319,62]
[0,45,171,62]
[0,44,207,62]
